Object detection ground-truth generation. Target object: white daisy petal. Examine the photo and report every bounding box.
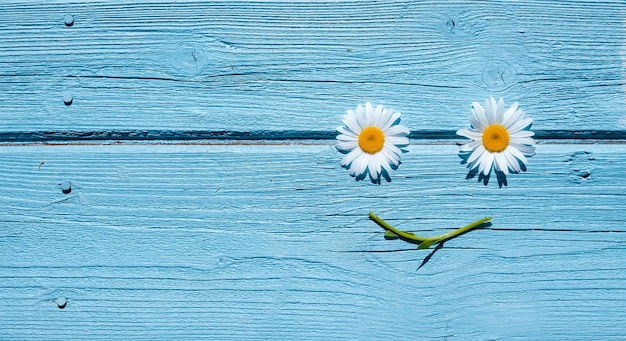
[380,158,393,177]
[337,126,357,138]
[496,98,505,123]
[335,102,408,183]
[355,104,365,116]
[457,128,482,140]
[384,125,410,137]
[368,155,382,181]
[487,97,498,123]
[494,152,509,175]
[460,140,481,152]
[336,133,356,142]
[340,148,362,167]
[350,152,369,177]
[511,137,535,146]
[507,117,533,134]
[385,136,409,147]
[381,147,400,165]
[373,104,384,125]
[381,112,401,131]
[480,152,495,176]
[472,102,489,129]
[342,111,361,135]
[501,102,519,128]
[467,145,486,165]
[506,145,528,166]
[477,153,488,175]
[493,156,502,172]
[467,158,481,171]
[336,140,358,151]
[363,102,376,128]
[356,104,370,129]
[469,116,484,131]
[375,107,390,127]
[503,149,521,173]
[383,142,402,159]
[510,142,536,157]
[510,130,535,138]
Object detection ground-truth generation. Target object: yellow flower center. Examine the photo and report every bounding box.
[482,124,510,153]
[358,126,385,154]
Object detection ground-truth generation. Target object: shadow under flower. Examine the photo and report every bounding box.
[353,164,397,184]
[459,151,527,188]
[414,220,492,270]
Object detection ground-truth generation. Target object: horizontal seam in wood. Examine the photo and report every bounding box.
[1,130,626,143]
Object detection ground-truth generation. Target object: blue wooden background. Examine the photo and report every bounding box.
[1,1,625,340]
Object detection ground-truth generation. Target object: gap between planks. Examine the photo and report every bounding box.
[1,129,626,144]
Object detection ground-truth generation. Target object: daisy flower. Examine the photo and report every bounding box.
[336,102,410,184]
[457,97,535,185]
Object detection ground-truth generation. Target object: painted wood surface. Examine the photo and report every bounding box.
[1,143,625,340]
[1,0,626,132]
[2,0,626,340]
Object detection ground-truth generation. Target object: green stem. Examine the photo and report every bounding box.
[432,216,493,242]
[368,212,492,249]
[368,212,431,242]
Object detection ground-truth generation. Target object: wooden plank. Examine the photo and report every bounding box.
[1,0,626,132]
[1,143,625,339]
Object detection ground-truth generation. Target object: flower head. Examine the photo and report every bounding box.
[336,102,410,184]
[457,97,535,186]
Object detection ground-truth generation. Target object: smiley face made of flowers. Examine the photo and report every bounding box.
[335,102,410,184]
[457,97,536,186]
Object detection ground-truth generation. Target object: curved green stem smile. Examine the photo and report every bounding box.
[368,212,492,249]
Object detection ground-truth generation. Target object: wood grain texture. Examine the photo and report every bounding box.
[1,143,625,340]
[1,0,626,132]
[2,0,626,339]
